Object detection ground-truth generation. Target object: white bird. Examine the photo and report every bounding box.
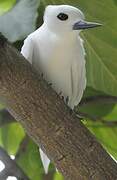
[21,5,101,173]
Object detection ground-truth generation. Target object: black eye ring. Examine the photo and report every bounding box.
[57,13,68,21]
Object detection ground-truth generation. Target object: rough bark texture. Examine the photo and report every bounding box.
[0,35,117,180]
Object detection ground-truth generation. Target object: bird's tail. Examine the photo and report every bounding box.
[39,148,50,174]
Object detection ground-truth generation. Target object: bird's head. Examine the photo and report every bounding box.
[44,5,102,34]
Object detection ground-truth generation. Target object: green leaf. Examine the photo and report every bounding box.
[54,173,64,180]
[83,104,117,160]
[0,0,16,15]
[16,139,43,180]
[85,120,117,160]
[105,104,117,121]
[0,122,25,154]
[80,88,117,160]
[78,87,115,118]
[0,0,40,42]
[77,0,117,96]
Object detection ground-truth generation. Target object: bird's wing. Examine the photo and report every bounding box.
[68,39,86,108]
[39,148,50,174]
[74,38,86,106]
[75,61,86,104]
[21,36,34,64]
[69,60,86,108]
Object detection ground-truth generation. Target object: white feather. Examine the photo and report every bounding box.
[21,5,86,173]
[39,148,50,174]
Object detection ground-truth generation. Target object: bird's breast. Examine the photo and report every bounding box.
[33,32,85,100]
[39,41,74,96]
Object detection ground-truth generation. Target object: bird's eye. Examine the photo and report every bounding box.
[57,13,68,21]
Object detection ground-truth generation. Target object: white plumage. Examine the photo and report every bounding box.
[21,5,101,173]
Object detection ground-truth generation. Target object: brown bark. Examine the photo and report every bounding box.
[0,34,117,180]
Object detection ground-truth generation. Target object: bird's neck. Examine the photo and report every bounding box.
[42,23,80,41]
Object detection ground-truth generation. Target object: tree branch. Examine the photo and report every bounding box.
[80,95,117,106]
[0,34,117,180]
[0,146,30,179]
[76,111,117,127]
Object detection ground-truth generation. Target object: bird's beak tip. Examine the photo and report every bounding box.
[95,22,103,27]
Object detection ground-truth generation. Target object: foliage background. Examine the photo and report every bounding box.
[0,0,117,179]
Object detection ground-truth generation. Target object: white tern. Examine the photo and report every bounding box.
[21,5,101,174]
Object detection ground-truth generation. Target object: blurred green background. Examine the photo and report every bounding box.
[0,0,117,179]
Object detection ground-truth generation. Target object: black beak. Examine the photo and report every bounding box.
[73,20,102,30]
